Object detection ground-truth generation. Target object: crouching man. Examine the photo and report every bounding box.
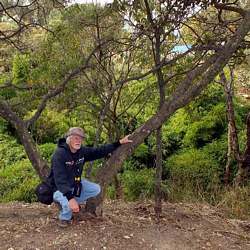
[47,127,132,227]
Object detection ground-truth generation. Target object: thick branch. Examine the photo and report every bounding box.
[214,3,246,17]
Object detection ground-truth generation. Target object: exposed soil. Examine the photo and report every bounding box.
[0,200,250,250]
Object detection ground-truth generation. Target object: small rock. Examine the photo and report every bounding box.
[206,242,211,247]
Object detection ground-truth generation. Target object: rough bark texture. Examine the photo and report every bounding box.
[220,72,250,185]
[220,71,239,184]
[154,41,165,218]
[224,126,234,185]
[94,11,250,204]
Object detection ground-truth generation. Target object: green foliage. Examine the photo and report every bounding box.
[26,109,70,143]
[183,103,227,148]
[12,54,30,85]
[38,143,56,161]
[166,148,221,202]
[3,177,39,203]
[106,184,116,200]
[0,133,26,169]
[133,143,149,159]
[0,159,39,203]
[0,74,16,99]
[121,169,155,201]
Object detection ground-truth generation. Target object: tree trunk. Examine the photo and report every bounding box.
[220,71,240,184]
[220,71,250,186]
[154,44,165,218]
[114,174,123,199]
[0,100,49,179]
[224,125,234,184]
[234,112,250,185]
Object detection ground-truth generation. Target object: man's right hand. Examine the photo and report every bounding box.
[68,198,80,213]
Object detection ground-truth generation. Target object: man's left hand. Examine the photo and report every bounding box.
[119,135,133,144]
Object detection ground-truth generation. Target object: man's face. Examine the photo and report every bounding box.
[69,134,84,151]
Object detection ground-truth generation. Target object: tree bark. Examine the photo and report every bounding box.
[235,113,250,185]
[220,71,240,184]
[154,40,165,218]
[144,0,165,218]
[220,71,250,185]
[224,125,234,185]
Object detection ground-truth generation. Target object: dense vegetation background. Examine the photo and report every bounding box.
[0,0,250,219]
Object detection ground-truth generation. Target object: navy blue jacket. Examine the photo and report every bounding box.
[47,138,120,200]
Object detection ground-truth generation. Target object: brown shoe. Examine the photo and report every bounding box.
[74,209,97,222]
[57,219,72,228]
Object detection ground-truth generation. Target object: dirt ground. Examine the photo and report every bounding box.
[0,200,250,250]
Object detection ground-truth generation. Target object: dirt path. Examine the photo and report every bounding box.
[0,201,250,250]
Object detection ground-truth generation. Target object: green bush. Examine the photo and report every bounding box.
[12,53,30,85]
[39,143,56,161]
[0,133,26,169]
[183,103,227,148]
[0,159,39,203]
[165,148,221,202]
[121,169,155,201]
[3,177,39,203]
[25,109,69,143]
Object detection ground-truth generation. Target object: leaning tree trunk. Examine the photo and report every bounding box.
[0,100,49,179]
[92,11,250,208]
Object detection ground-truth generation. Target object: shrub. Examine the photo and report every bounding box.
[121,169,155,201]
[25,109,69,143]
[0,133,26,169]
[183,103,227,148]
[39,143,56,161]
[12,53,30,85]
[0,159,39,203]
[165,148,221,202]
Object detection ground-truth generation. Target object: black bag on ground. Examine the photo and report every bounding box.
[35,181,53,205]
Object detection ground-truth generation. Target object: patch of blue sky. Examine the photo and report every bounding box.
[172,45,191,53]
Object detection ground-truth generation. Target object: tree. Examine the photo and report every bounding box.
[94,2,250,208]
[220,69,250,186]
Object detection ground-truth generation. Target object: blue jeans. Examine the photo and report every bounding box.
[53,179,101,221]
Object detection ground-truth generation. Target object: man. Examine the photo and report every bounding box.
[47,127,132,227]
